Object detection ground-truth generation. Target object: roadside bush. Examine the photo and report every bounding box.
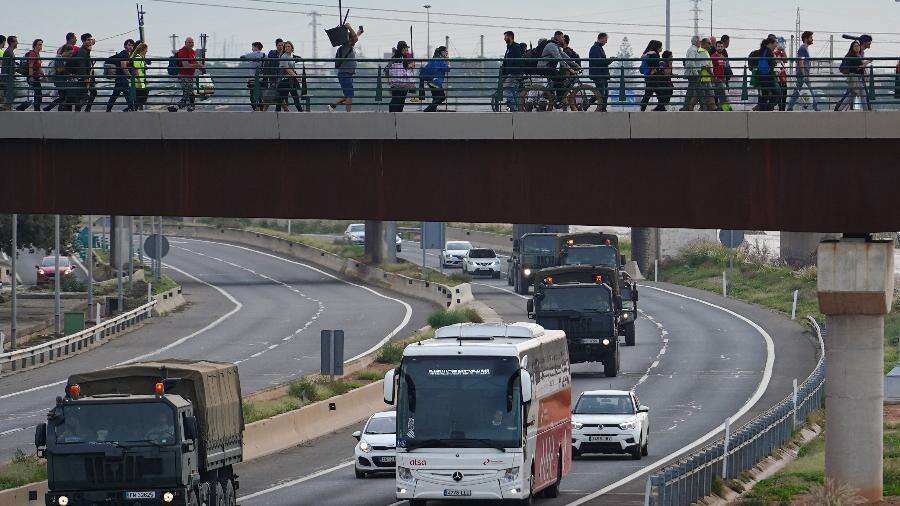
[355,370,382,381]
[288,378,319,402]
[60,275,86,293]
[0,449,46,490]
[427,307,483,329]
[376,343,404,364]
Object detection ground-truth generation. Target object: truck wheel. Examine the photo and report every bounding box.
[604,349,620,377]
[224,480,236,506]
[624,322,636,347]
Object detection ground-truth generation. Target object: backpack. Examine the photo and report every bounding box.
[103,55,119,78]
[639,54,651,76]
[747,49,760,71]
[167,55,179,76]
[523,39,551,68]
[54,45,73,75]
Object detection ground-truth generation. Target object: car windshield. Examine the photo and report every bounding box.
[41,257,70,267]
[54,402,177,445]
[574,395,635,415]
[348,224,364,233]
[446,242,472,251]
[540,286,612,312]
[366,415,397,435]
[523,236,557,255]
[564,246,617,268]
[469,249,496,259]
[397,356,521,450]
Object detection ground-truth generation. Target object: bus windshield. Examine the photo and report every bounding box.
[540,285,612,312]
[563,246,617,268]
[397,356,521,451]
[522,236,557,255]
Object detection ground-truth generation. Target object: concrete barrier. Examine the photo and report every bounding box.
[0,482,47,506]
[153,287,186,316]
[162,224,473,309]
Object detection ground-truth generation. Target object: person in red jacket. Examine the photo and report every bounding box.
[168,37,204,112]
[710,40,731,110]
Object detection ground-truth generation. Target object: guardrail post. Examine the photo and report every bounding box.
[376,66,383,104]
[618,65,626,103]
[252,66,262,110]
[740,65,749,101]
[867,65,876,103]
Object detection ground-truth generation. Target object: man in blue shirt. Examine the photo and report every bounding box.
[588,33,611,111]
[787,31,818,111]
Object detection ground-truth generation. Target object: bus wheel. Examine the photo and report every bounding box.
[624,322,636,347]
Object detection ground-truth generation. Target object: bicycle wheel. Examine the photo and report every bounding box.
[572,85,599,111]
[522,85,550,112]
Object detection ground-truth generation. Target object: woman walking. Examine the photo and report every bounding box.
[834,40,870,111]
[277,41,304,112]
[756,38,777,111]
[388,41,415,112]
[638,40,663,111]
[130,42,149,110]
[420,46,449,112]
[654,50,674,111]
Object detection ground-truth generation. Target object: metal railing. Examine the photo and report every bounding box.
[2,56,898,112]
[0,300,156,374]
[645,315,826,505]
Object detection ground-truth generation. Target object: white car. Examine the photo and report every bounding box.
[353,411,397,478]
[571,390,650,460]
[344,223,403,252]
[462,248,502,278]
[440,241,473,268]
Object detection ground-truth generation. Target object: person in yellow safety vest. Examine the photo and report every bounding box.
[130,42,149,110]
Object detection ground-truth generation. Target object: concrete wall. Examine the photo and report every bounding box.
[660,229,720,259]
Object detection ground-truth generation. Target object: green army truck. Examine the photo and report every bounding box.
[557,233,640,346]
[508,233,563,295]
[36,359,243,506]
[527,265,622,377]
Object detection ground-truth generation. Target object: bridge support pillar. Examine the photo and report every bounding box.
[817,237,894,502]
[108,215,129,271]
[364,220,397,265]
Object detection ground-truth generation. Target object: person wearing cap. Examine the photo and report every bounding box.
[388,41,415,112]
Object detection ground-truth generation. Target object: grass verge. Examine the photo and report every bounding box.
[0,450,47,490]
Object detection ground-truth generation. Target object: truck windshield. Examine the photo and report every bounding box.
[523,236,557,255]
[574,394,635,415]
[55,403,177,445]
[397,356,521,451]
[563,246,617,268]
[540,286,612,312]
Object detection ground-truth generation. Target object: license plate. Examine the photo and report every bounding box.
[125,491,156,500]
[444,489,472,497]
[581,338,600,344]
[588,436,615,442]
[379,456,396,463]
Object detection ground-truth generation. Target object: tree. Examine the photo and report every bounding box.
[0,215,83,257]
[610,37,640,106]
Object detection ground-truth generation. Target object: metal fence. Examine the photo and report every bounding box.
[2,56,899,112]
[0,300,156,374]
[645,315,826,506]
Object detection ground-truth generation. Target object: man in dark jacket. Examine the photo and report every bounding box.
[106,39,135,112]
[588,32,611,111]
[68,33,97,111]
[262,39,284,88]
[500,31,525,111]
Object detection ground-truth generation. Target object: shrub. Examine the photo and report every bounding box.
[0,449,46,489]
[288,378,319,402]
[427,307,484,329]
[376,343,404,364]
[355,370,382,381]
[806,479,865,506]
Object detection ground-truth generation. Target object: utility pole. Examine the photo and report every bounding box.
[665,0,671,50]
[10,214,16,350]
[423,5,432,58]
[445,35,450,51]
[691,0,702,38]
[709,0,713,38]
[170,34,179,55]
[309,11,319,61]
[136,4,146,42]
[829,34,834,61]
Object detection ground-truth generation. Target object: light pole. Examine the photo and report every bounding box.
[423,5,432,58]
[665,0,671,50]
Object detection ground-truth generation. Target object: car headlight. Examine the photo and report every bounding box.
[57,497,69,506]
[501,466,520,483]
[602,339,610,346]
[38,269,45,275]
[622,313,630,320]
[523,268,532,276]
[397,466,413,481]
[571,421,583,430]
[619,419,638,431]
[163,492,175,503]
[358,441,371,453]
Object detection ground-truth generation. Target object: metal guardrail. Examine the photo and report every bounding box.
[0,300,157,374]
[645,315,826,505]
[2,56,898,112]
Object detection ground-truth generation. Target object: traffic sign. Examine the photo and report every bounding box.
[144,234,170,260]
[719,230,745,249]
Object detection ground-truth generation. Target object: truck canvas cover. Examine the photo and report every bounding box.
[68,359,243,469]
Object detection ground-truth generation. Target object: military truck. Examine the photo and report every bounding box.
[557,233,640,346]
[508,233,562,294]
[526,265,621,377]
[35,359,243,506]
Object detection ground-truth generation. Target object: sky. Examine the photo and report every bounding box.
[4,0,900,62]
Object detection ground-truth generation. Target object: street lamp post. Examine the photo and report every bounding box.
[423,5,432,58]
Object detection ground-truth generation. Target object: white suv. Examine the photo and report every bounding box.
[353,411,397,478]
[571,390,650,460]
[462,248,501,278]
[440,241,473,268]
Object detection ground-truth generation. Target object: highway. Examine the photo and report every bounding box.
[233,239,818,505]
[0,236,434,462]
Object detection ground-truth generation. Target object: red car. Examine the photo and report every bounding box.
[36,255,74,286]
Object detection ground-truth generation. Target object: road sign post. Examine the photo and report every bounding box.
[422,222,445,277]
[320,330,345,381]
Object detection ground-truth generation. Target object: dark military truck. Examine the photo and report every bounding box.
[526,266,621,377]
[557,233,640,346]
[36,360,243,506]
[508,233,562,295]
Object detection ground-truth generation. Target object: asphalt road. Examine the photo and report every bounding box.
[0,237,433,461]
[234,240,818,506]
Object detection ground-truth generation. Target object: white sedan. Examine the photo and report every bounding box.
[571,390,650,460]
[353,411,397,478]
[440,241,473,268]
[462,248,502,278]
[344,224,402,252]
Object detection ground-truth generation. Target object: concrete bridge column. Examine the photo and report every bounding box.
[364,220,397,265]
[817,237,894,502]
[108,215,129,271]
[630,228,659,278]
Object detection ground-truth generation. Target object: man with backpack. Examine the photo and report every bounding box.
[329,23,362,112]
[15,39,45,111]
[538,31,574,111]
[105,39,135,112]
[588,33,611,111]
[42,33,77,111]
[168,37,203,112]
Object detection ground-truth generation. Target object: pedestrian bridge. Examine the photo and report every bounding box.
[1,111,898,232]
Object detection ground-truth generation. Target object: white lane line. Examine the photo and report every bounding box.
[470,282,529,300]
[0,261,243,402]
[237,460,355,502]
[173,238,413,364]
[0,425,34,438]
[565,284,775,506]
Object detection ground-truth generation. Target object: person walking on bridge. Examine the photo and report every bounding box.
[168,37,203,112]
[501,31,525,111]
[329,23,362,112]
[130,42,149,110]
[588,33,611,111]
[420,46,449,112]
[787,31,818,111]
[680,36,703,110]
[388,41,415,112]
[276,41,304,112]
[834,39,870,111]
[16,39,45,111]
[105,39,135,112]
[69,34,97,112]
[0,35,14,111]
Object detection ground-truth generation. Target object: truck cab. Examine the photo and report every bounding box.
[508,233,561,295]
[527,266,622,377]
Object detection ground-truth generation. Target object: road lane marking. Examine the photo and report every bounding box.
[565,284,775,506]
[237,460,355,502]
[470,282,529,300]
